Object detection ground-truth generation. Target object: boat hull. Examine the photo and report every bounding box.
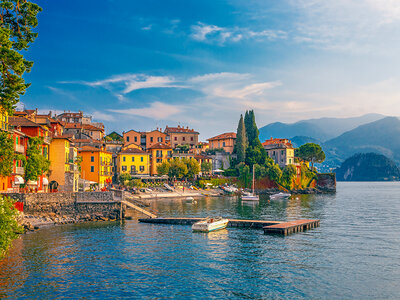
[192,219,229,232]
[241,196,259,201]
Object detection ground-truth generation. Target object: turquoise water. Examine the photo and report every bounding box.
[1,182,400,299]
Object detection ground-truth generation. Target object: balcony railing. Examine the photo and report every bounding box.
[15,144,25,153]
[14,167,24,175]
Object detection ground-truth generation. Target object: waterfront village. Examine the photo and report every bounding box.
[0,107,334,195]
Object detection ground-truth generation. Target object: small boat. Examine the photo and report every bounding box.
[186,196,194,201]
[192,217,229,232]
[270,192,291,200]
[241,165,259,201]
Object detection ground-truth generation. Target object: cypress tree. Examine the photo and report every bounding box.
[235,114,247,163]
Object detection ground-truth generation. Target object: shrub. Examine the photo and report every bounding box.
[0,196,23,259]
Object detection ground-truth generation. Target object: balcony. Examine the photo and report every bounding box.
[14,167,24,175]
[14,144,25,153]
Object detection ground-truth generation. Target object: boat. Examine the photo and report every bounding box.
[241,165,259,201]
[269,192,291,200]
[192,217,229,232]
[186,196,194,201]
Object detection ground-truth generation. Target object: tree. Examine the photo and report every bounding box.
[265,161,282,183]
[234,114,247,163]
[296,143,326,170]
[157,161,170,175]
[237,162,250,188]
[244,110,262,147]
[0,195,23,259]
[0,0,42,114]
[184,158,200,179]
[119,173,131,185]
[0,131,15,176]
[201,161,212,174]
[168,158,187,178]
[281,165,296,189]
[25,137,50,181]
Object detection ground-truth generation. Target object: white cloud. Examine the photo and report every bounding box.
[91,111,115,121]
[109,101,182,120]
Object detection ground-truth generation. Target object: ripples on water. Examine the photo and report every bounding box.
[1,182,400,299]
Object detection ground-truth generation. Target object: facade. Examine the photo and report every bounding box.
[79,146,113,187]
[262,138,295,167]
[190,142,209,155]
[123,129,167,150]
[49,136,79,192]
[207,132,236,154]
[11,128,28,192]
[164,125,199,148]
[117,148,150,176]
[123,130,141,147]
[148,143,173,175]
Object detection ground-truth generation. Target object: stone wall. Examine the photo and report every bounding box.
[5,191,123,221]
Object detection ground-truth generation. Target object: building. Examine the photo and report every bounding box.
[64,123,105,141]
[122,129,167,150]
[148,143,173,175]
[207,132,236,154]
[10,127,28,192]
[262,138,295,167]
[117,148,150,177]
[79,146,113,188]
[49,136,79,192]
[164,125,199,148]
[190,142,209,155]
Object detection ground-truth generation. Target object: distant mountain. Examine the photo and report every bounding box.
[323,117,400,166]
[259,113,384,142]
[335,153,400,181]
[290,136,321,148]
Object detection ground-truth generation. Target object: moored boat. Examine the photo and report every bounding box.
[192,217,229,232]
[270,192,291,200]
[241,165,259,201]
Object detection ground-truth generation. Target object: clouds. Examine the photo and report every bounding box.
[190,22,287,44]
[109,101,183,120]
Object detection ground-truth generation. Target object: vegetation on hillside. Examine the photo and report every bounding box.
[0,196,23,260]
[335,153,400,181]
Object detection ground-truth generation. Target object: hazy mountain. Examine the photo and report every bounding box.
[335,153,400,181]
[324,117,400,166]
[259,113,384,142]
[290,136,321,148]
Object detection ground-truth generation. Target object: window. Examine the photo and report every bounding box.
[131,157,135,162]
[90,166,94,172]
[127,136,130,142]
[140,166,145,172]
[134,136,137,142]
[157,158,162,163]
[131,166,136,173]
[174,137,177,141]
[281,150,284,155]
[150,137,153,142]
[182,137,186,141]
[289,159,292,164]
[141,157,144,162]
[158,137,163,142]
[123,157,126,162]
[191,137,194,141]
[91,156,94,162]
[122,166,127,171]
[223,142,226,147]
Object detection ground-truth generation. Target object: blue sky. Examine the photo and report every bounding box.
[21,0,400,139]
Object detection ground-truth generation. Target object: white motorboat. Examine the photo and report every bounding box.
[241,165,259,201]
[270,192,291,200]
[186,196,194,201]
[192,217,229,232]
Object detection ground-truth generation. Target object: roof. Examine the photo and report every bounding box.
[207,132,236,141]
[119,148,149,155]
[9,116,44,128]
[74,138,103,144]
[262,138,293,149]
[165,125,199,134]
[52,134,74,142]
[194,154,212,160]
[78,146,111,154]
[56,112,83,118]
[13,111,28,116]
[147,142,172,150]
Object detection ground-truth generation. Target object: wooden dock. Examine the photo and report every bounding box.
[139,217,320,235]
[263,219,320,236]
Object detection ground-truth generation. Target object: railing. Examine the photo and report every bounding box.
[15,144,25,153]
[14,167,24,175]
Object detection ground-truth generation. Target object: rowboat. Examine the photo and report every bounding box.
[192,217,229,232]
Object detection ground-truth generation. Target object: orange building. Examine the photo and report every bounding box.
[148,143,172,175]
[123,130,141,147]
[207,132,236,154]
[165,125,199,148]
[262,138,295,167]
[79,146,113,188]
[123,129,167,150]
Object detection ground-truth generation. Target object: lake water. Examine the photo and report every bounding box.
[1,182,400,299]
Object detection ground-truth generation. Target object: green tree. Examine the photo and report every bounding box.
[168,158,187,178]
[296,143,326,170]
[119,173,131,185]
[0,131,15,176]
[0,195,23,259]
[265,161,282,183]
[25,137,50,181]
[237,162,250,188]
[234,114,247,163]
[0,0,42,114]
[184,158,200,179]
[281,165,296,189]
[157,161,170,175]
[201,161,212,174]
[244,110,262,147]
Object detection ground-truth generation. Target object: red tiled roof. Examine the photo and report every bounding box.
[79,146,111,154]
[262,138,293,148]
[147,142,172,150]
[9,117,43,128]
[165,126,199,134]
[119,148,149,155]
[207,132,236,141]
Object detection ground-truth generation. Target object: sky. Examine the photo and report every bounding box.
[20,0,400,139]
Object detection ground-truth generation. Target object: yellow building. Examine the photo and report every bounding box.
[49,136,80,191]
[117,148,150,176]
[79,146,113,187]
[0,106,9,192]
[148,143,172,175]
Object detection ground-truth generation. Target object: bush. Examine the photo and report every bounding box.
[0,196,23,259]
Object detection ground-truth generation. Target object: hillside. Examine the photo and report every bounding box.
[335,153,400,181]
[290,136,321,148]
[323,117,400,166]
[259,113,384,142]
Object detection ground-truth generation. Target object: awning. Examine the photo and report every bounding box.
[42,177,49,185]
[213,169,224,173]
[27,180,38,185]
[14,175,24,185]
